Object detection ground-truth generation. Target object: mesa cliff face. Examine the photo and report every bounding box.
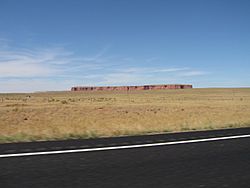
[71,84,192,91]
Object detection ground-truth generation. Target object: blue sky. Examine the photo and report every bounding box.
[0,0,249,92]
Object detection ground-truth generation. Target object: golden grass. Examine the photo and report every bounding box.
[0,88,250,143]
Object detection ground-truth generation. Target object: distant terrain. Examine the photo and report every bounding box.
[0,88,250,143]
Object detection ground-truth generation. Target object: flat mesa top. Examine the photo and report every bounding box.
[71,84,193,91]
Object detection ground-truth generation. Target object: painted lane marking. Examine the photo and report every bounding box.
[0,134,250,158]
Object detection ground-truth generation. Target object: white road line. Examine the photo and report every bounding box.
[0,134,250,158]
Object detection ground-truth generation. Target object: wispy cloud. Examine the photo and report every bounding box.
[151,68,189,73]
[93,67,206,86]
[0,45,107,78]
[0,78,75,93]
[0,42,208,92]
[114,67,189,74]
[179,71,208,77]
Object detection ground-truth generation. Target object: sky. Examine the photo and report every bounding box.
[0,0,249,92]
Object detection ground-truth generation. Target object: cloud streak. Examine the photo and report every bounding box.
[0,46,108,78]
[179,71,208,77]
[0,43,208,92]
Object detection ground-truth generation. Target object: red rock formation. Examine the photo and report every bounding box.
[71,84,192,91]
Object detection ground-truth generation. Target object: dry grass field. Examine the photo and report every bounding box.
[0,88,250,143]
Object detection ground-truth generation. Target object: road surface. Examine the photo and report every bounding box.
[0,127,250,187]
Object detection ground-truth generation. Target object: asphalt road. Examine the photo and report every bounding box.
[0,127,250,188]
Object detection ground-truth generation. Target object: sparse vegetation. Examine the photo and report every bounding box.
[0,88,250,143]
[61,100,68,104]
